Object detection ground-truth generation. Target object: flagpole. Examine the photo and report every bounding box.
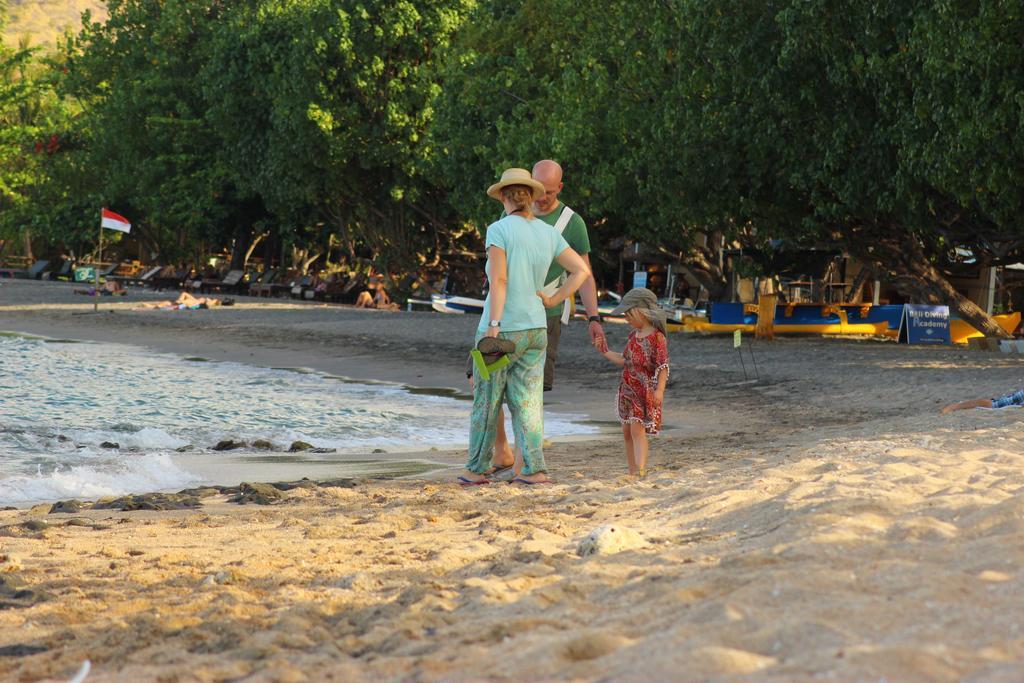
[95,214,103,313]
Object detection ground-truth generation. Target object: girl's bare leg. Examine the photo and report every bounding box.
[630,422,649,476]
[622,423,637,475]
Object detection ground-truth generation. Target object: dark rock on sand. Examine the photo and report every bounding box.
[20,520,49,532]
[230,482,284,505]
[99,441,120,449]
[62,518,108,530]
[49,500,87,514]
[372,448,387,453]
[0,574,51,609]
[93,493,201,511]
[319,478,358,489]
[175,445,195,452]
[289,440,314,452]
[177,487,223,498]
[0,643,49,656]
[309,447,337,453]
[212,439,245,451]
[269,479,317,491]
[252,439,275,450]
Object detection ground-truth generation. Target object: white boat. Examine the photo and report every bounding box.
[431,293,485,315]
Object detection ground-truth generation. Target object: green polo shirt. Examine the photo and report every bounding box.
[536,204,589,317]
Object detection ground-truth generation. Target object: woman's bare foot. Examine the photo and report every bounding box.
[513,472,550,484]
[458,470,488,484]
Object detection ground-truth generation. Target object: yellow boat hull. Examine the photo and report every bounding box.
[680,311,1020,343]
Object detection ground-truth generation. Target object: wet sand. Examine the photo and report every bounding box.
[1,278,1023,682]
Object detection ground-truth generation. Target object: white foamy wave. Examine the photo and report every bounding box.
[0,454,202,507]
[114,427,189,450]
[64,426,188,451]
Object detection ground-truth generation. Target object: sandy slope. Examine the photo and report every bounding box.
[1,279,1023,682]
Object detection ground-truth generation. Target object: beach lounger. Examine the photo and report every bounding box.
[97,262,121,281]
[290,275,314,299]
[202,269,246,294]
[150,265,192,291]
[248,269,277,297]
[113,265,161,287]
[20,260,50,280]
[50,260,75,281]
[270,270,298,298]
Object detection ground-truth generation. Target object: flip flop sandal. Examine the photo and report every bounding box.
[484,464,514,478]
[457,476,490,486]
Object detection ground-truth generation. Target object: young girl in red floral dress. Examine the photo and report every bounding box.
[598,288,669,477]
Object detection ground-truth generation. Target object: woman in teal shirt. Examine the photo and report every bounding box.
[459,168,590,485]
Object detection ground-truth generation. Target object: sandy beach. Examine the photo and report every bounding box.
[2,278,1024,682]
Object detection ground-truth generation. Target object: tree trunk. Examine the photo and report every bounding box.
[877,235,1012,339]
[243,232,268,269]
[301,251,322,273]
[22,229,33,262]
[680,243,729,300]
[899,258,1010,338]
[846,266,872,304]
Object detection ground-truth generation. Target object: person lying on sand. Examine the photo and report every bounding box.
[941,387,1024,413]
[136,291,229,310]
[74,280,127,296]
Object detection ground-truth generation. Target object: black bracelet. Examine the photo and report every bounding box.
[588,315,602,323]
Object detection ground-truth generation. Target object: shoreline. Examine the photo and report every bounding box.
[0,322,623,510]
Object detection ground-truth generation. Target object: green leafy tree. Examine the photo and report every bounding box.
[204,0,475,282]
[56,0,264,264]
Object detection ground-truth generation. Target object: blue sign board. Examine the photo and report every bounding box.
[898,304,950,345]
[633,270,647,289]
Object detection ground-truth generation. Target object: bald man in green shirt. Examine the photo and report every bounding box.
[490,160,605,473]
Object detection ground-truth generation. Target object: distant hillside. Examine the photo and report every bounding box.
[3,0,107,50]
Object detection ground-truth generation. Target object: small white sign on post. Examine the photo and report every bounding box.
[633,270,647,289]
[733,329,742,348]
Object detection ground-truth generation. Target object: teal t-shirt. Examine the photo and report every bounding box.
[536,204,589,317]
[478,215,571,333]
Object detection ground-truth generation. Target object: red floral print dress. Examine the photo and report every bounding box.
[617,329,670,434]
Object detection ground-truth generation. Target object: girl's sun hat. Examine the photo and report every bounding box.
[487,168,546,201]
[610,287,667,334]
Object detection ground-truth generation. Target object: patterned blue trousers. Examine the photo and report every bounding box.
[465,328,547,475]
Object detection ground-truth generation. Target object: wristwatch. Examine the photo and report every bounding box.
[588,315,603,323]
[488,320,501,328]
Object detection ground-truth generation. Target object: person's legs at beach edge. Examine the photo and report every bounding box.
[506,329,549,483]
[943,387,1024,413]
[544,314,561,392]
[941,398,992,414]
[462,358,510,483]
[622,422,637,475]
[629,422,649,477]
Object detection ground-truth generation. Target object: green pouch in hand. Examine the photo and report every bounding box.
[471,337,516,380]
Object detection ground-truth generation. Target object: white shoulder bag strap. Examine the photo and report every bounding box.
[540,206,576,325]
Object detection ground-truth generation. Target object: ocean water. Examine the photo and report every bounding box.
[0,333,596,507]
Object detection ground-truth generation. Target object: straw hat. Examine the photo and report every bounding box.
[487,168,546,201]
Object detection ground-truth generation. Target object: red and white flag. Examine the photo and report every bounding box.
[101,208,131,233]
